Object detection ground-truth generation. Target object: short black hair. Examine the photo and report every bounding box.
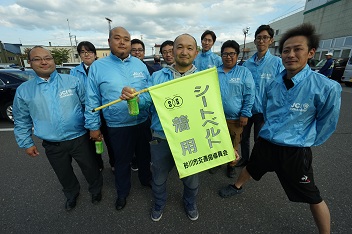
[279,23,320,54]
[154,56,161,63]
[221,40,240,54]
[201,30,217,43]
[131,38,145,50]
[77,41,96,54]
[160,40,173,54]
[255,25,274,38]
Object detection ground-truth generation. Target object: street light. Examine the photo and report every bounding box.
[105,17,112,32]
[240,26,250,64]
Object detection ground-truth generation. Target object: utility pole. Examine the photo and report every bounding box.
[105,17,112,33]
[67,19,75,63]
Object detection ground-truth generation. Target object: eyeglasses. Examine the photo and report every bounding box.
[221,52,237,58]
[80,51,94,55]
[162,50,173,55]
[131,49,144,53]
[202,38,213,43]
[255,36,271,42]
[30,57,54,62]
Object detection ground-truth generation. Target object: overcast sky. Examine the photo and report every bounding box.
[0,0,305,55]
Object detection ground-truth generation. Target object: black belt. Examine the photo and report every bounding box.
[42,140,60,146]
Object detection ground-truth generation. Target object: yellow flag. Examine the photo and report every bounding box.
[148,67,235,178]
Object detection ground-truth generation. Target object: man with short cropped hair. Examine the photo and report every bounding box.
[193,30,222,71]
[240,25,284,167]
[159,40,174,65]
[131,38,155,75]
[13,46,103,211]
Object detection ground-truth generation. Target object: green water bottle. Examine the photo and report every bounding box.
[127,96,139,116]
[95,141,104,154]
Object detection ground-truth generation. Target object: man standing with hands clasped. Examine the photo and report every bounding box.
[13,46,103,211]
[219,23,341,234]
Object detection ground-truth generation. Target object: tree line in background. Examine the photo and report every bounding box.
[21,47,70,65]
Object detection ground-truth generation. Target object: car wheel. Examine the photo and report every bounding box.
[2,102,14,122]
[345,82,352,87]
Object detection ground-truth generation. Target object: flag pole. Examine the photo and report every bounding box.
[91,88,149,112]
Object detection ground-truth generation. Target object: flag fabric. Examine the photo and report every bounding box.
[148,67,235,178]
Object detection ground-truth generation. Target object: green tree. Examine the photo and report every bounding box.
[21,47,31,60]
[50,48,70,65]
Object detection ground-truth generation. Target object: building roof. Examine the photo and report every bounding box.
[4,43,22,54]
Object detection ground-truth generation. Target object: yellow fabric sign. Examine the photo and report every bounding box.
[148,67,235,178]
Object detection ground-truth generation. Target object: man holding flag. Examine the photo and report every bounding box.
[121,34,200,221]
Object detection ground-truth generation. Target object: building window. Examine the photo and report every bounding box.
[344,37,352,46]
[275,29,279,35]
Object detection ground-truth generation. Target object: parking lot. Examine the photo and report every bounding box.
[0,85,351,234]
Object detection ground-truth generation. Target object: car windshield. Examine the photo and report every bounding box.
[316,59,327,67]
[0,69,36,80]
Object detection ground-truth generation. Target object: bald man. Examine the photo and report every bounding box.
[84,27,152,211]
[121,34,200,221]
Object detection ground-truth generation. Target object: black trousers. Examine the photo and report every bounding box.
[42,133,103,200]
[108,120,152,198]
[100,114,115,167]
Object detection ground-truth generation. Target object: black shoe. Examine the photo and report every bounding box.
[115,198,126,210]
[227,165,236,178]
[91,192,102,204]
[65,193,79,211]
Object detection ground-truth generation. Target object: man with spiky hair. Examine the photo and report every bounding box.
[219,23,341,234]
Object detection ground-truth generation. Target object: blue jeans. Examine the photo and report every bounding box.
[150,138,199,210]
[240,113,264,163]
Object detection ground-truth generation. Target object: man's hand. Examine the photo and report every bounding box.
[120,87,136,100]
[90,130,103,141]
[229,149,241,166]
[25,146,39,157]
[239,116,248,127]
[234,150,241,163]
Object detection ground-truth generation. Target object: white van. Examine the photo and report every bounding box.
[341,56,352,87]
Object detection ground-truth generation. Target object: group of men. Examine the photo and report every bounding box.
[13,23,341,233]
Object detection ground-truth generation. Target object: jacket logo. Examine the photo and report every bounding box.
[229,77,240,83]
[59,89,73,98]
[290,102,309,112]
[133,72,144,78]
[260,73,272,79]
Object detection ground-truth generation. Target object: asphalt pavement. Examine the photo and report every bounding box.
[0,85,351,234]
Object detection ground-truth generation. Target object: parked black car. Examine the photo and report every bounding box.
[0,69,35,122]
[330,57,349,82]
[311,58,348,82]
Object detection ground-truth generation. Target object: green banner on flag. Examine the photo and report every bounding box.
[148,67,235,178]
